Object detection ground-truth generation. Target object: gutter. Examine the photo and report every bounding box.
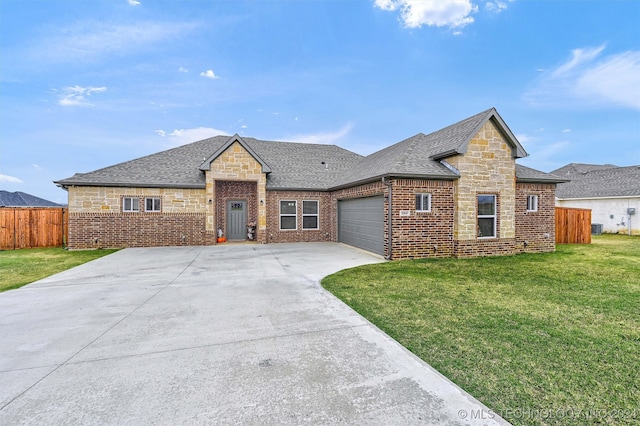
[382,176,392,260]
[556,195,640,201]
[329,172,458,192]
[53,182,206,190]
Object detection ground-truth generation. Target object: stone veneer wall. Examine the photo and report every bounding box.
[515,182,556,253]
[265,191,333,243]
[68,186,207,213]
[389,179,455,259]
[207,141,267,241]
[446,119,517,257]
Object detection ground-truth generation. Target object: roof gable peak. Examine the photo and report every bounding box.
[199,134,272,173]
[429,107,528,160]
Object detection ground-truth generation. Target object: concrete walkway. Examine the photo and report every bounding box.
[0,243,508,425]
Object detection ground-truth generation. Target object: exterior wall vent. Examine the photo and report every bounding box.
[591,223,603,235]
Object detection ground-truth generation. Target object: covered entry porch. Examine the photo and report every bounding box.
[213,180,262,242]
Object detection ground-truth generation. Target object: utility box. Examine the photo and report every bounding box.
[628,208,636,215]
[591,223,603,235]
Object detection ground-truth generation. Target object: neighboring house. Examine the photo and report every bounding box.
[553,163,640,235]
[55,108,565,259]
[0,191,62,207]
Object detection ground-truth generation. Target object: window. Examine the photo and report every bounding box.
[415,193,431,212]
[302,200,319,229]
[526,195,538,212]
[280,200,297,230]
[477,195,496,238]
[145,197,161,212]
[123,197,140,212]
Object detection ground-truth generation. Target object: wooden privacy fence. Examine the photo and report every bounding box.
[555,207,591,244]
[0,208,68,250]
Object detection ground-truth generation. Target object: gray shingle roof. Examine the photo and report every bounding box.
[515,164,568,183]
[331,108,530,188]
[55,108,559,191]
[54,135,363,191]
[241,138,363,190]
[552,163,619,176]
[553,164,640,199]
[0,191,62,207]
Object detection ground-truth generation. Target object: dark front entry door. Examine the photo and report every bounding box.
[227,200,247,241]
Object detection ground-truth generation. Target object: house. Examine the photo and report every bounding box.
[54,108,565,259]
[0,191,62,207]
[553,163,640,235]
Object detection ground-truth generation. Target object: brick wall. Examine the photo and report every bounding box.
[515,182,556,253]
[454,238,517,257]
[68,212,211,249]
[265,191,333,243]
[389,179,455,259]
[215,181,259,242]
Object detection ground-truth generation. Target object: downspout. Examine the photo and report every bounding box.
[382,176,392,260]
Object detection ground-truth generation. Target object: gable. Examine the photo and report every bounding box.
[208,141,266,180]
[199,135,271,173]
[428,108,528,160]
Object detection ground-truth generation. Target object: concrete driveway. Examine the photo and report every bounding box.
[0,243,507,425]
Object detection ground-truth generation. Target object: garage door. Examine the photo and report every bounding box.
[338,196,384,255]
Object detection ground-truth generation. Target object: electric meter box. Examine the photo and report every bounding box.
[628,208,636,215]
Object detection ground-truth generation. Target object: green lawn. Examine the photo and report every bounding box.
[322,235,640,426]
[0,247,118,292]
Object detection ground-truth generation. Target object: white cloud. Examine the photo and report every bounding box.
[178,67,189,73]
[0,174,22,183]
[577,51,640,109]
[551,45,605,78]
[156,127,227,146]
[200,70,219,79]
[127,0,140,6]
[286,122,354,145]
[375,0,477,29]
[561,129,572,133]
[525,45,640,110]
[33,21,196,63]
[515,133,536,144]
[57,85,107,106]
[485,1,508,13]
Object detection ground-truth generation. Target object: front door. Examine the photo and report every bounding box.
[227,200,247,241]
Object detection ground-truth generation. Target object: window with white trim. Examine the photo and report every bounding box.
[415,193,431,212]
[302,200,319,230]
[145,197,161,212]
[477,194,496,238]
[280,200,297,230]
[526,195,538,212]
[123,197,140,212]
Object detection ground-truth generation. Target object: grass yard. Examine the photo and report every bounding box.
[0,248,118,292]
[322,235,640,426]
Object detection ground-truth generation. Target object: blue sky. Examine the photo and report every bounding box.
[1,0,639,204]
